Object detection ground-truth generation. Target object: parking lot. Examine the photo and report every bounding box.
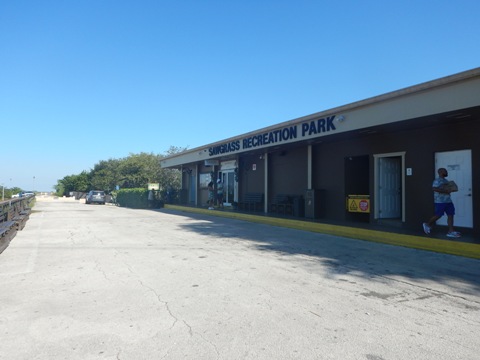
[1,196,479,360]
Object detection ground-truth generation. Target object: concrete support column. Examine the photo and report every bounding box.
[264,152,268,213]
[195,163,199,206]
[307,145,312,189]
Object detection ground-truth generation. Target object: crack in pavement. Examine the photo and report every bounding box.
[119,258,220,357]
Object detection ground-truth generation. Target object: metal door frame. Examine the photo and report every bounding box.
[373,152,406,222]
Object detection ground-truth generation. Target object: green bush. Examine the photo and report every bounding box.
[115,188,149,209]
[114,188,164,209]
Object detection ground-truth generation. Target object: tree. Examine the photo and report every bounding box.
[53,146,186,199]
[55,171,89,196]
[118,153,161,188]
[164,145,188,156]
[90,159,121,192]
[2,187,22,199]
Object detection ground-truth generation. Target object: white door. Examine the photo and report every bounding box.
[378,157,402,218]
[435,150,473,228]
[220,170,236,206]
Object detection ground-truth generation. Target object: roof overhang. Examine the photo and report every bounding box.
[161,67,480,168]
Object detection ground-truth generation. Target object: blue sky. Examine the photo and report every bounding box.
[1,1,479,192]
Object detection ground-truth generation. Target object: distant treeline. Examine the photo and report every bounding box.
[54,146,186,199]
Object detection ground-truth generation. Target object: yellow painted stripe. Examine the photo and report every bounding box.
[164,205,480,259]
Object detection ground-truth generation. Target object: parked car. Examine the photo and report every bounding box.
[12,191,35,198]
[85,190,106,205]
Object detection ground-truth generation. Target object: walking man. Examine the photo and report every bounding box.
[423,168,461,238]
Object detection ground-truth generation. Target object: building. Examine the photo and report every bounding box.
[161,68,480,237]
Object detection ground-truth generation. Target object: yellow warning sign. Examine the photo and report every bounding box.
[349,200,358,211]
[346,195,370,213]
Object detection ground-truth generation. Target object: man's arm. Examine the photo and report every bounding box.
[432,186,451,194]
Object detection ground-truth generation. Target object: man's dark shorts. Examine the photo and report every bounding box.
[434,202,455,217]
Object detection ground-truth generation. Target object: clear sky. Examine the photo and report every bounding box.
[1,1,479,192]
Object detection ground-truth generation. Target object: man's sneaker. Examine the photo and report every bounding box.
[208,207,214,210]
[447,231,461,238]
[422,223,431,235]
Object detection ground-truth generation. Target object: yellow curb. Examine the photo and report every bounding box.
[165,205,480,260]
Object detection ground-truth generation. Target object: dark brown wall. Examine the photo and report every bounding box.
[268,147,308,203]
[187,115,478,235]
[312,118,479,235]
[312,139,354,220]
[238,155,265,197]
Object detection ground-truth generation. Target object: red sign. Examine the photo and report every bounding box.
[359,199,369,212]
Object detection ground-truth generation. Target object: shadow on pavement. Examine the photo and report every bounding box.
[169,210,480,298]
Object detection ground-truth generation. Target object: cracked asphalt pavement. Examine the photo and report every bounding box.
[1,197,479,359]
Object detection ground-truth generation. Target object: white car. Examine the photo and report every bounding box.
[12,192,34,198]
